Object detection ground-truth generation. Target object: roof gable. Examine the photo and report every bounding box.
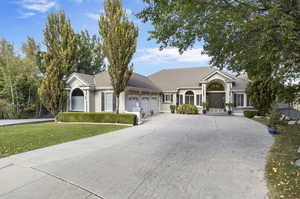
[201,70,236,82]
[66,73,89,86]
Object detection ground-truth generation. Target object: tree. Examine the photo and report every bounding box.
[246,77,280,115]
[22,37,43,117]
[0,38,41,118]
[277,83,300,106]
[38,10,77,116]
[73,30,105,75]
[99,0,138,113]
[138,0,300,81]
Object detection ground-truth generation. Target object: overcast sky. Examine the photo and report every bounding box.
[0,0,211,75]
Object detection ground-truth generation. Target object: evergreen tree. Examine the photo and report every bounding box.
[38,10,77,116]
[99,0,138,113]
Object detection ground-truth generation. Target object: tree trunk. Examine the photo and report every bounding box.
[116,95,119,114]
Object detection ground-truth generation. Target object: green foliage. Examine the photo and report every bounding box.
[170,104,176,113]
[246,77,280,115]
[73,30,105,75]
[201,102,209,109]
[0,123,127,158]
[268,106,281,130]
[277,83,300,105]
[0,38,41,119]
[176,104,198,114]
[225,103,234,110]
[244,110,258,118]
[138,0,300,81]
[56,112,137,125]
[99,0,138,113]
[38,10,77,116]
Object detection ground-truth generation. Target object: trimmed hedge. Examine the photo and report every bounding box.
[244,110,258,118]
[56,112,137,125]
[176,104,198,114]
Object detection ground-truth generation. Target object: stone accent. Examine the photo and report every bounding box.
[297,146,300,153]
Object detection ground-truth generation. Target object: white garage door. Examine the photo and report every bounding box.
[127,96,138,112]
[141,97,150,114]
[150,97,159,113]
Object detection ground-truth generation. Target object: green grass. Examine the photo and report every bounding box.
[0,123,128,158]
[254,118,300,199]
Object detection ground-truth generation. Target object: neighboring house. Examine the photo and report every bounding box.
[65,67,253,116]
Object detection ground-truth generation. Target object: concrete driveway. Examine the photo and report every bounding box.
[0,114,273,199]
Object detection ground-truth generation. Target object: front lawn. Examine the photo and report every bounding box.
[254,118,300,199]
[0,123,128,158]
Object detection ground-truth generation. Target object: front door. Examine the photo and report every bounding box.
[207,93,225,108]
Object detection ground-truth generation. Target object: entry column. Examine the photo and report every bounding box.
[202,83,207,103]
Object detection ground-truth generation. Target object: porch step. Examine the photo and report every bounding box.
[206,112,228,116]
[206,108,228,116]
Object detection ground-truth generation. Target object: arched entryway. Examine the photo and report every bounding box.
[185,91,195,105]
[206,80,225,109]
[71,88,84,112]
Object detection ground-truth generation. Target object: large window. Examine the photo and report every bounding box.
[234,94,244,107]
[102,92,115,112]
[162,94,173,104]
[71,88,84,112]
[185,91,194,105]
[196,94,202,106]
[179,95,183,105]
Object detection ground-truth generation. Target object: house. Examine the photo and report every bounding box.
[66,66,252,116]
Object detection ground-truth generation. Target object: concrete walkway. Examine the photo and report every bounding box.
[0,114,273,199]
[0,119,54,127]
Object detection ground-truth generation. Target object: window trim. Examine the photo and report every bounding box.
[185,91,195,105]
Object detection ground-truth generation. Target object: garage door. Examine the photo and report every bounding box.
[150,97,159,113]
[141,97,150,114]
[127,96,138,112]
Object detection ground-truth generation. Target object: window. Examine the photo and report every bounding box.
[185,91,194,105]
[71,88,84,112]
[163,94,173,103]
[196,94,202,105]
[179,95,183,105]
[247,95,251,106]
[234,94,244,107]
[102,92,115,112]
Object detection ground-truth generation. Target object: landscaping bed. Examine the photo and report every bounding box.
[254,118,300,199]
[57,112,137,125]
[0,123,128,158]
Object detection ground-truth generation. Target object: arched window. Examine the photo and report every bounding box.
[207,81,225,91]
[71,88,84,111]
[185,91,194,105]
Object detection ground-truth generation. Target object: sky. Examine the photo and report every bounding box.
[0,0,211,75]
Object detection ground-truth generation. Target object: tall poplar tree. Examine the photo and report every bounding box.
[99,0,138,113]
[38,11,77,116]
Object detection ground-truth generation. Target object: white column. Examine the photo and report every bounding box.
[173,93,177,105]
[202,83,207,103]
[85,90,90,112]
[225,83,231,104]
[69,90,72,112]
[244,93,247,107]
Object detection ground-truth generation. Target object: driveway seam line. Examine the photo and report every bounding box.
[30,166,105,199]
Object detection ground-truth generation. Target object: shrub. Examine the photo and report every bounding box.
[244,110,258,118]
[56,112,137,125]
[268,106,281,130]
[176,104,198,114]
[170,105,176,113]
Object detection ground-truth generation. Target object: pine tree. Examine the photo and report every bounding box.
[99,0,138,114]
[38,11,77,116]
